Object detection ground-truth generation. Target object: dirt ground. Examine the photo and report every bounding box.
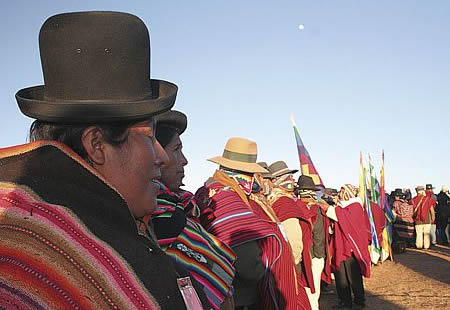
[319,244,450,309]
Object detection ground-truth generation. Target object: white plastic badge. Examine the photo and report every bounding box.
[177,277,203,310]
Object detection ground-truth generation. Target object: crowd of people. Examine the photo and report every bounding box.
[0,11,449,310]
[390,185,450,249]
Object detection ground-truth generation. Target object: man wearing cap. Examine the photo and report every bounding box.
[196,138,311,310]
[295,175,332,310]
[0,11,212,309]
[412,186,436,249]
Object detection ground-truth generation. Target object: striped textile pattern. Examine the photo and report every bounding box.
[197,171,311,310]
[0,185,159,310]
[149,182,236,309]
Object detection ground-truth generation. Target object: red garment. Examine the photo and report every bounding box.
[196,174,310,310]
[271,197,316,294]
[370,201,386,248]
[250,199,311,310]
[330,201,371,278]
[412,194,436,222]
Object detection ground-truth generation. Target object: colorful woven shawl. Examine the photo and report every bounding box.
[196,170,311,310]
[0,141,210,310]
[147,181,236,310]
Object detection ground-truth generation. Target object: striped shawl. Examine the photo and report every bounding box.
[0,141,210,310]
[148,181,236,310]
[196,171,311,310]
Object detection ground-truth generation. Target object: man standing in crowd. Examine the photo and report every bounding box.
[196,138,311,310]
[412,186,436,249]
[426,184,438,245]
[295,175,331,310]
[436,185,450,245]
[266,161,316,307]
[392,189,415,247]
[321,185,371,310]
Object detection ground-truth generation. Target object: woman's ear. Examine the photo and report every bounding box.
[81,126,106,165]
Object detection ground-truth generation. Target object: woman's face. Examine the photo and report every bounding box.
[100,120,169,218]
[160,132,188,192]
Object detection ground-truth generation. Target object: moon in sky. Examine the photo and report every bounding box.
[298,24,305,30]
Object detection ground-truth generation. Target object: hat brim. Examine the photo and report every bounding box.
[272,169,299,178]
[16,79,177,123]
[156,110,187,135]
[296,185,321,191]
[208,156,269,174]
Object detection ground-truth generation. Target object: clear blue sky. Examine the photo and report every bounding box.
[1,1,449,193]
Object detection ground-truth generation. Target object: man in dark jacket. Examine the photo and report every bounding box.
[436,185,450,245]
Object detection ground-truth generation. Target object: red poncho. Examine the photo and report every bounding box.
[330,200,371,278]
[196,171,311,310]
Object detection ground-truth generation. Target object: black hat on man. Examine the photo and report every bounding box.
[296,175,321,191]
[16,11,177,123]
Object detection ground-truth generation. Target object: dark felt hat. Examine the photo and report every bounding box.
[426,184,434,190]
[16,11,177,123]
[268,161,298,178]
[257,162,273,179]
[296,175,320,191]
[156,110,187,135]
[394,188,403,196]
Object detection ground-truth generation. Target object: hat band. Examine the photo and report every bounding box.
[223,150,257,163]
[273,167,290,177]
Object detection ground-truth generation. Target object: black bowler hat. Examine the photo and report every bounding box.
[16,11,177,123]
[296,175,320,191]
[156,110,187,135]
[426,184,434,190]
[394,188,403,196]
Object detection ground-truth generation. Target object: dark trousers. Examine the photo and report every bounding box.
[334,255,365,306]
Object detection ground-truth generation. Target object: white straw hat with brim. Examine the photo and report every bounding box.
[208,137,268,174]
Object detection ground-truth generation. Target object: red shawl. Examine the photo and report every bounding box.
[271,197,316,294]
[330,201,371,278]
[196,172,310,310]
[412,194,436,222]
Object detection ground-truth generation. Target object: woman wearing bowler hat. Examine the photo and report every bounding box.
[0,11,211,309]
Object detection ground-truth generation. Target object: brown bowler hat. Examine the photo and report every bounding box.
[257,162,273,179]
[156,110,187,134]
[268,161,298,178]
[16,11,177,123]
[208,137,268,174]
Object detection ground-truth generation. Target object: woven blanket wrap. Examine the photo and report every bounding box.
[330,202,372,278]
[196,170,311,310]
[0,141,210,310]
[148,181,236,310]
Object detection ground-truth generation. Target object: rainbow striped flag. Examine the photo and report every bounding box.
[291,115,324,187]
